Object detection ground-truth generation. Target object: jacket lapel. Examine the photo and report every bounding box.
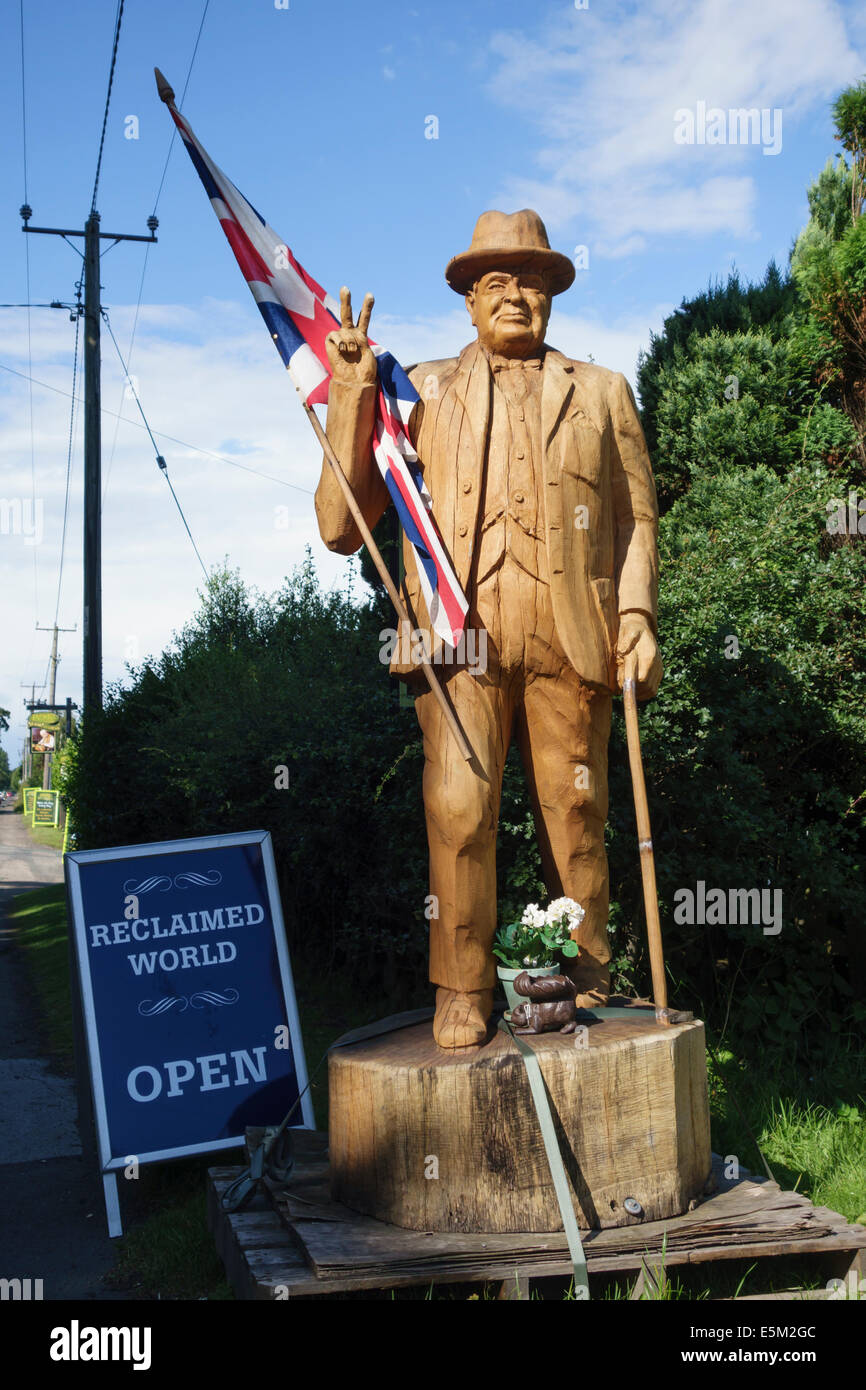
[448,342,490,576]
[453,340,491,465]
[541,348,576,451]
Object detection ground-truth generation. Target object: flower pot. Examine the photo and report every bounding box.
[496,963,559,1013]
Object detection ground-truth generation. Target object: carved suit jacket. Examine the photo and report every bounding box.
[314,339,659,693]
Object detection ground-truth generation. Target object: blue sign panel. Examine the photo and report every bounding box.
[65,831,314,1171]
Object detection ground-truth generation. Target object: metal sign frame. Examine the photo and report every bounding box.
[65,830,313,1231]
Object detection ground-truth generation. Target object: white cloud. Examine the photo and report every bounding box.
[486,179,585,233]
[372,308,469,365]
[484,0,862,246]
[596,235,647,261]
[548,305,670,386]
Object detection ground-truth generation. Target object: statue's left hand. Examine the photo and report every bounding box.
[616,614,662,700]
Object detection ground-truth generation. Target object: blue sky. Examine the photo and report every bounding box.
[1,0,864,764]
[5,0,860,320]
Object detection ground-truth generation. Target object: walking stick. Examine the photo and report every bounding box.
[622,650,686,1026]
[300,396,473,763]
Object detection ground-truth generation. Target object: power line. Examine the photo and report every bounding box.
[18,0,28,204]
[103,244,151,499]
[152,0,211,212]
[102,310,209,582]
[0,301,75,309]
[0,358,314,495]
[55,296,83,627]
[101,312,160,458]
[91,0,125,213]
[104,0,212,501]
[19,0,38,620]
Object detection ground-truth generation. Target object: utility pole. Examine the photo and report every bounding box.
[19,680,43,782]
[21,204,158,716]
[35,623,77,788]
[36,622,77,706]
[83,213,102,715]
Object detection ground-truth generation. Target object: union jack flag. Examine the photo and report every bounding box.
[166,101,468,649]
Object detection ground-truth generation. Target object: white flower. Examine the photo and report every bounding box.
[546,896,585,929]
[521,903,546,929]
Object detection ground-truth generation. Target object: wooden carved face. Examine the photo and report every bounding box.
[465,266,552,359]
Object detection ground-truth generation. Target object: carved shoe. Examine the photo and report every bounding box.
[433,987,493,1048]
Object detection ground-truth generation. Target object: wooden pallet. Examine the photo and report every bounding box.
[206,1132,866,1300]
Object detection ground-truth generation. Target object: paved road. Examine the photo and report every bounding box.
[0,806,125,1300]
[0,802,65,912]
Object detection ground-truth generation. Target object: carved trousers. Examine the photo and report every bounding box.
[414,556,612,999]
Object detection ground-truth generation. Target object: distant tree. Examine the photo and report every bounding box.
[789,82,866,466]
[791,156,854,251]
[650,328,795,509]
[832,76,866,222]
[0,748,10,790]
[358,507,402,622]
[637,263,797,467]
[0,707,10,734]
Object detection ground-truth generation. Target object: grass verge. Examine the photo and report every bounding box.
[708,1047,866,1225]
[29,822,66,851]
[10,885,74,1067]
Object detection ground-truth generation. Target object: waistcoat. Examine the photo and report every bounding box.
[473,352,548,587]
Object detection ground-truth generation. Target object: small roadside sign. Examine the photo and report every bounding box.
[32,789,60,827]
[65,830,313,1234]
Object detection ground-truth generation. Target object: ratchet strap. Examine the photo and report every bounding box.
[498,1015,590,1299]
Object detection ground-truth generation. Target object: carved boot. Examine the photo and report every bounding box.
[565,962,610,1011]
[433,987,493,1048]
[574,987,609,1009]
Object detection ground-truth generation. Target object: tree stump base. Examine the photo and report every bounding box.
[328,1012,712,1233]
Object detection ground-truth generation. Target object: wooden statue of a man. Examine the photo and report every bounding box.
[316,210,662,1048]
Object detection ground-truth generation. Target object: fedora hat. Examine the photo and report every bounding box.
[445,209,575,296]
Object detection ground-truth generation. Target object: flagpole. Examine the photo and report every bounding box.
[153,67,472,763]
[299,396,473,763]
